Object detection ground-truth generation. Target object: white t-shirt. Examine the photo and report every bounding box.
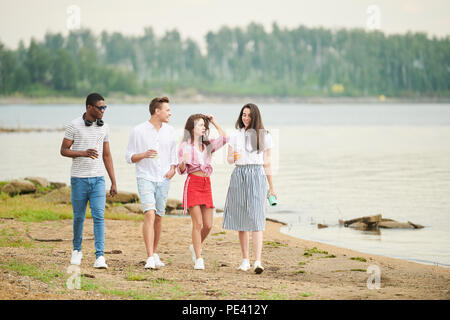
[228,128,273,165]
[125,121,177,182]
[64,117,110,178]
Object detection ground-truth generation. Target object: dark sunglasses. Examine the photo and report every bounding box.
[93,105,107,111]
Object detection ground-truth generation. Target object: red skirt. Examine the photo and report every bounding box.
[183,174,215,214]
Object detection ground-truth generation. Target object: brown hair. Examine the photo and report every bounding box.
[149,96,169,115]
[182,114,212,154]
[235,103,268,153]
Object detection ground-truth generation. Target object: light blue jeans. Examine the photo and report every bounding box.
[71,176,106,259]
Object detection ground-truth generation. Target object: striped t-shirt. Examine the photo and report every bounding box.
[64,116,110,178]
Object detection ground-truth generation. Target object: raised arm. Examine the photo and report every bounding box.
[206,114,226,137]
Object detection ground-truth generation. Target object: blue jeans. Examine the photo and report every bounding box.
[71,176,106,259]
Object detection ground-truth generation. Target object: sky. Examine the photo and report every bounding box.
[0,0,449,50]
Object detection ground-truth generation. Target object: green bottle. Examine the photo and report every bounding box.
[267,191,277,206]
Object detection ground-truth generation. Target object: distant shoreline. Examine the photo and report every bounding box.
[1,94,450,105]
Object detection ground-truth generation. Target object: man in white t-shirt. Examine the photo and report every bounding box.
[125,97,177,269]
[60,93,117,269]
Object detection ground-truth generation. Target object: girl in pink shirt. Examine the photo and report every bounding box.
[177,114,228,270]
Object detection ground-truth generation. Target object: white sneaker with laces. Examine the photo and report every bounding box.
[70,250,83,265]
[144,256,156,269]
[93,256,108,269]
[194,258,205,270]
[153,253,165,267]
[237,259,251,271]
[189,244,196,264]
[254,260,264,274]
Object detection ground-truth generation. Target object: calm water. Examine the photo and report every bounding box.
[1,103,450,267]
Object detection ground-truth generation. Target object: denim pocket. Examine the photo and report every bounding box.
[70,177,78,187]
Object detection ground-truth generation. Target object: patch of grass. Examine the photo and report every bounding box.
[0,196,73,222]
[350,257,367,262]
[126,269,147,281]
[81,277,162,300]
[0,194,143,222]
[0,229,34,248]
[351,268,367,272]
[99,287,159,300]
[9,209,68,222]
[149,278,174,286]
[212,260,219,273]
[293,270,305,275]
[258,290,287,300]
[205,289,228,297]
[167,283,189,299]
[114,289,157,300]
[103,211,144,222]
[0,259,64,284]
[0,192,9,200]
[298,261,307,266]
[264,241,288,248]
[301,292,313,297]
[80,277,100,291]
[0,181,9,188]
[304,247,328,256]
[35,184,56,194]
[212,231,226,236]
[323,254,337,258]
[110,202,126,207]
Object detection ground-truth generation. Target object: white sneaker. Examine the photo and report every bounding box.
[237,259,251,271]
[144,256,156,269]
[70,250,82,265]
[189,244,196,264]
[254,260,264,274]
[194,258,205,270]
[93,256,108,269]
[153,253,165,267]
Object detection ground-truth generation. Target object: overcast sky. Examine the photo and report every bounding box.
[1,0,449,49]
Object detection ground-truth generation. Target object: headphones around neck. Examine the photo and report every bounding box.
[83,112,104,127]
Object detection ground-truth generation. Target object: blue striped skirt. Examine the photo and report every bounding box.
[222,164,267,232]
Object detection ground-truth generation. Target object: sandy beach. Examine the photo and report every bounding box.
[1,213,449,300]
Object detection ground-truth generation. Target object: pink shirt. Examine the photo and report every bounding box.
[177,136,229,176]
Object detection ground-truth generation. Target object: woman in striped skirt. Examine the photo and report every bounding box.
[222,103,277,274]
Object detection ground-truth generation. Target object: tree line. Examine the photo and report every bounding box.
[0,23,448,98]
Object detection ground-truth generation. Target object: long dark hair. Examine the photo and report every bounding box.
[235,103,268,153]
[182,114,212,153]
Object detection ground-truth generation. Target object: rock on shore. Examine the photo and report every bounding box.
[1,179,36,196]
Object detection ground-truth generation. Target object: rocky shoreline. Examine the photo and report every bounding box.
[0,176,222,216]
[1,177,422,229]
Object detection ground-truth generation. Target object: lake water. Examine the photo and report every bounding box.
[1,103,450,267]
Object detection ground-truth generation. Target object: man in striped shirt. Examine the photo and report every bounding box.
[60,93,117,269]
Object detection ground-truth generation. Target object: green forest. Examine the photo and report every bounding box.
[0,23,449,98]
